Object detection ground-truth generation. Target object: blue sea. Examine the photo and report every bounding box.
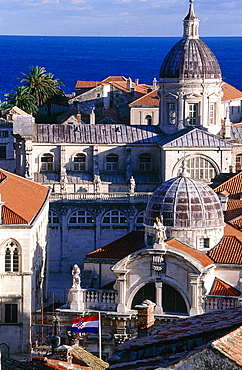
[0,36,241,100]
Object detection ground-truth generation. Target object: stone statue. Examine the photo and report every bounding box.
[153,217,167,244]
[129,176,135,193]
[94,174,101,193]
[72,264,81,289]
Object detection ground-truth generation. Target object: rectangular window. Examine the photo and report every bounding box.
[188,104,198,125]
[209,103,215,125]
[0,146,6,159]
[199,238,209,249]
[168,103,176,125]
[0,131,9,138]
[5,304,18,323]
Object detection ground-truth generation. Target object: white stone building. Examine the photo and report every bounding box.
[0,169,50,354]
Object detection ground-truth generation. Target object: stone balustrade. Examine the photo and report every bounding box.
[204,296,242,312]
[50,192,152,203]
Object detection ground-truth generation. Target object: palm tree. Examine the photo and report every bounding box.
[2,85,38,114]
[21,66,64,107]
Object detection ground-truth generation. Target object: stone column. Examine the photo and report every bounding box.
[126,146,132,182]
[189,274,202,315]
[155,280,163,314]
[93,145,100,191]
[116,274,127,313]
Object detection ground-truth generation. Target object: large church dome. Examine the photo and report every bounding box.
[160,38,221,80]
[160,0,221,80]
[145,175,224,229]
[144,168,224,250]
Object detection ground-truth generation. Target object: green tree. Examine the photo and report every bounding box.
[21,66,64,107]
[2,85,38,114]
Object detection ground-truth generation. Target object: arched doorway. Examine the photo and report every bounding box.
[131,282,188,314]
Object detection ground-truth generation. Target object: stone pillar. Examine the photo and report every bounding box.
[68,288,85,311]
[60,145,68,191]
[93,145,100,188]
[189,274,203,315]
[126,147,132,182]
[155,280,163,314]
[116,274,127,313]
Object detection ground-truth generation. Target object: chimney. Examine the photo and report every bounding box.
[126,77,132,91]
[135,78,139,85]
[135,299,156,337]
[90,108,95,125]
[76,110,81,123]
[152,78,158,90]
[0,194,5,224]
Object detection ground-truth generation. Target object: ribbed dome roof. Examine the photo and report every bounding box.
[145,175,224,229]
[160,38,221,80]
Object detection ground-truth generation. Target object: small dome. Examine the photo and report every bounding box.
[160,38,221,80]
[145,175,224,229]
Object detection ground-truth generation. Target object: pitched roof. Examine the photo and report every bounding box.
[222,82,242,102]
[231,125,242,142]
[214,171,242,196]
[224,199,242,222]
[35,124,163,144]
[85,231,146,260]
[229,215,242,230]
[101,76,128,83]
[72,345,109,370]
[130,89,159,106]
[212,326,242,367]
[160,127,232,148]
[208,235,242,264]
[209,278,241,296]
[165,238,213,267]
[0,169,49,225]
[75,81,100,89]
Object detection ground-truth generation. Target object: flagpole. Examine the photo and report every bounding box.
[98,311,102,360]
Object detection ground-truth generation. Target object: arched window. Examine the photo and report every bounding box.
[139,154,152,171]
[131,282,188,314]
[135,211,145,230]
[145,115,152,125]
[106,154,119,171]
[41,153,54,172]
[49,210,60,225]
[177,156,217,182]
[236,154,242,172]
[73,153,86,171]
[69,210,94,225]
[4,241,20,272]
[102,210,127,225]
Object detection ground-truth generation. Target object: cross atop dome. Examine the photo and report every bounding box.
[183,0,199,39]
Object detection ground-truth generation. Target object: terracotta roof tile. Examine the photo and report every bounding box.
[208,235,242,264]
[214,172,242,196]
[229,215,242,230]
[165,238,213,267]
[210,278,241,296]
[0,169,49,225]
[101,76,128,83]
[85,231,146,260]
[75,81,101,89]
[224,223,242,238]
[130,89,159,106]
[212,326,242,367]
[224,199,242,222]
[222,82,242,102]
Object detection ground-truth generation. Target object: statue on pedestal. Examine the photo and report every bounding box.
[72,264,81,289]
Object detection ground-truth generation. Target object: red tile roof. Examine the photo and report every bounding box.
[224,223,242,239]
[75,81,100,89]
[0,169,49,225]
[224,199,242,222]
[165,238,213,267]
[222,82,242,102]
[101,76,128,83]
[229,215,242,230]
[208,235,242,264]
[85,231,146,260]
[130,89,159,106]
[214,171,242,197]
[210,278,240,296]
[212,326,242,367]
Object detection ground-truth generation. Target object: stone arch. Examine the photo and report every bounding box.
[0,239,22,273]
[131,281,188,314]
[172,153,220,182]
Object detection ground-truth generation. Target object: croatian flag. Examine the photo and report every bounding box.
[69,314,99,334]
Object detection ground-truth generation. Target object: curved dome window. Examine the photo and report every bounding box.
[73,153,86,171]
[131,282,188,314]
[69,210,94,225]
[102,210,127,225]
[177,156,217,182]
